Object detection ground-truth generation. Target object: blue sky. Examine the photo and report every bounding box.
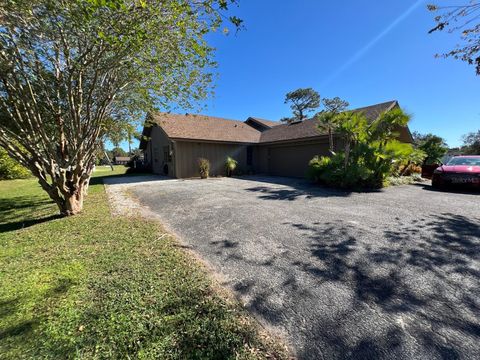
[193,0,478,148]
[118,0,479,151]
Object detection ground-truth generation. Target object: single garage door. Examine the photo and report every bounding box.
[268,141,330,178]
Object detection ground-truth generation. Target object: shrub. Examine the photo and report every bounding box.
[308,108,424,189]
[225,156,238,176]
[198,158,210,178]
[0,148,31,180]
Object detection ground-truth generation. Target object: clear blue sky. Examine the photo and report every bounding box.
[192,0,478,148]
[118,0,479,151]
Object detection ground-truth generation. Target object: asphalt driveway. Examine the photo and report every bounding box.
[128,176,480,359]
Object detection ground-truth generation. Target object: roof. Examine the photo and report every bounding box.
[114,156,130,161]
[149,113,261,143]
[259,100,398,144]
[140,100,403,148]
[246,117,280,128]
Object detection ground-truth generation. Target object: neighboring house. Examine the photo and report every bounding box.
[139,100,413,178]
[113,156,131,165]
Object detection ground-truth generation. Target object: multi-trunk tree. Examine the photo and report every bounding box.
[0,0,240,215]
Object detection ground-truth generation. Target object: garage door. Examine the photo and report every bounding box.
[268,141,330,178]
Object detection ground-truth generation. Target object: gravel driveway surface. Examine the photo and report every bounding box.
[122,176,479,359]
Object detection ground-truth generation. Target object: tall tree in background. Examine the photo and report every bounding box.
[0,0,240,215]
[461,130,480,154]
[315,97,350,153]
[281,88,320,123]
[428,2,480,75]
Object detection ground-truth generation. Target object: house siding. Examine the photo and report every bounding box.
[149,126,175,177]
[174,141,251,178]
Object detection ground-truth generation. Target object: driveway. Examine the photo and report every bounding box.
[122,176,479,359]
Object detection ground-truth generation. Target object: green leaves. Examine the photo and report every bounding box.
[412,132,448,163]
[283,88,320,123]
[309,107,417,189]
[0,0,242,212]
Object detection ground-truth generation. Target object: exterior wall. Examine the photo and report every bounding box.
[175,141,251,178]
[262,138,330,178]
[148,126,175,177]
[256,145,269,174]
[144,126,412,179]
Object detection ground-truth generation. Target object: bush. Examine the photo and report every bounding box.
[225,156,238,177]
[198,158,210,178]
[0,148,30,180]
[307,108,428,189]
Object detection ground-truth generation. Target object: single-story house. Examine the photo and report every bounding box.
[113,156,131,165]
[139,100,413,178]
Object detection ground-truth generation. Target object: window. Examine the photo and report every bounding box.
[247,146,253,166]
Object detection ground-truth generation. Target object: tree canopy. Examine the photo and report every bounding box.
[281,88,320,123]
[428,2,480,75]
[461,129,480,154]
[315,97,350,153]
[0,0,240,215]
[412,132,449,164]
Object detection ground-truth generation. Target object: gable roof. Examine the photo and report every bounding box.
[140,100,403,148]
[246,117,280,128]
[149,113,261,143]
[259,100,398,144]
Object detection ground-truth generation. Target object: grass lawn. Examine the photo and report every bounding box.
[0,166,287,359]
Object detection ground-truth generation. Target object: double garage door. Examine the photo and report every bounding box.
[267,141,330,178]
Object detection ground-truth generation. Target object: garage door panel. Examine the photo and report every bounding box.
[268,142,329,178]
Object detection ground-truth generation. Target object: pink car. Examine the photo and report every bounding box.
[432,155,480,189]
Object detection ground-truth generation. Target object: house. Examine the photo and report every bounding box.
[113,156,131,165]
[139,100,413,178]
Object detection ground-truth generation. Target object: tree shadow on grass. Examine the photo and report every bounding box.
[0,196,60,233]
[90,172,162,186]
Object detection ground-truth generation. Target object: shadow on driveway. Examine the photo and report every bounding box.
[213,212,480,359]
[236,175,382,201]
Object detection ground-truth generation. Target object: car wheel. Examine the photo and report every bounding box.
[432,177,441,189]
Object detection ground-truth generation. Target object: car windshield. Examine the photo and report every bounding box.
[447,157,480,166]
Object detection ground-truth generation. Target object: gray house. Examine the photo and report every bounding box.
[139,100,413,178]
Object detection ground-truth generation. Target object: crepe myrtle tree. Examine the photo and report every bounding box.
[0,0,241,215]
[428,2,480,75]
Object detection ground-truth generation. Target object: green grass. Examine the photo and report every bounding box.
[0,166,287,359]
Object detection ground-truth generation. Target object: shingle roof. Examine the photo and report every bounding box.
[141,101,400,147]
[259,100,398,143]
[247,117,280,128]
[150,113,261,143]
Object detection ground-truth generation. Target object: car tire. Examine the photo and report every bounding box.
[432,178,441,189]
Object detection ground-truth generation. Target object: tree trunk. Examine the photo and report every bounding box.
[344,140,351,170]
[62,188,85,216]
[328,128,334,154]
[33,163,92,216]
[104,150,114,171]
